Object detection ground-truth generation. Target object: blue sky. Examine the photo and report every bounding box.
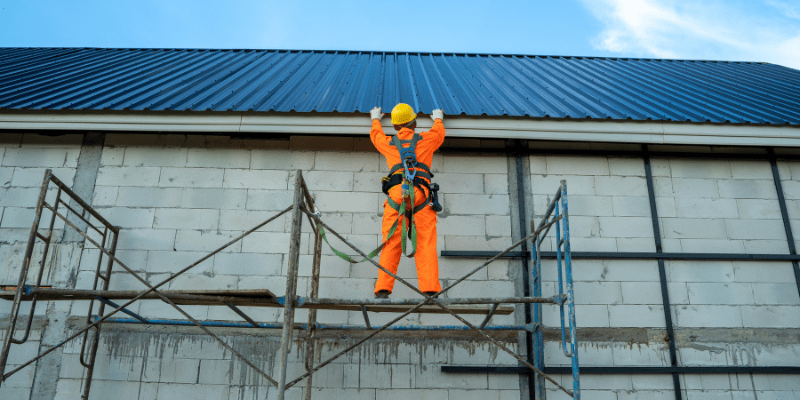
[1,0,799,69]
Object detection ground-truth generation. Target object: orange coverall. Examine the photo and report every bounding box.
[371,118,445,294]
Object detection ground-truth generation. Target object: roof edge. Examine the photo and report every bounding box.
[1,111,799,148]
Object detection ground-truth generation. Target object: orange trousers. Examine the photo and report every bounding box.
[375,185,441,294]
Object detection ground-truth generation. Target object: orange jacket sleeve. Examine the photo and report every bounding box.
[370,119,393,156]
[427,119,446,150]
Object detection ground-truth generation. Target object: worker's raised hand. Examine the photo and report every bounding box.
[370,107,384,120]
[431,109,444,121]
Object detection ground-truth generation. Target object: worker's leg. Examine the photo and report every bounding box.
[413,194,442,293]
[375,199,402,294]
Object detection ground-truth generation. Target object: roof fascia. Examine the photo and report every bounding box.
[0,112,799,147]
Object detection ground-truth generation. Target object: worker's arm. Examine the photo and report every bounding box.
[369,108,393,154]
[428,109,446,149]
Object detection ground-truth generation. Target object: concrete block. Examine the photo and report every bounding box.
[608,305,665,327]
[187,148,250,168]
[668,261,734,282]
[11,167,75,187]
[97,166,161,187]
[532,175,596,196]
[315,191,380,213]
[485,215,511,237]
[726,219,786,240]
[544,303,609,327]
[719,179,778,199]
[116,187,182,208]
[568,195,614,216]
[437,215,485,236]
[670,159,731,179]
[484,173,508,195]
[661,218,727,239]
[680,239,745,253]
[743,240,788,254]
[599,216,653,238]
[781,180,800,200]
[181,188,246,209]
[147,250,213,274]
[2,147,76,167]
[426,172,484,194]
[174,230,244,252]
[736,199,782,219]
[214,252,282,276]
[733,261,796,283]
[116,229,176,250]
[0,187,45,206]
[741,306,800,328]
[0,167,12,187]
[621,282,664,305]
[0,207,36,228]
[568,237,618,252]
[198,359,231,385]
[251,149,315,170]
[92,186,118,206]
[629,375,675,390]
[315,151,379,172]
[573,281,622,304]
[609,196,651,217]
[650,158,671,176]
[444,155,507,174]
[445,194,510,215]
[687,283,754,305]
[154,208,219,229]
[100,146,124,166]
[655,197,677,218]
[160,167,224,188]
[609,157,646,176]
[546,155,609,175]
[219,209,286,232]
[352,171,387,193]
[596,176,647,196]
[730,160,773,179]
[123,147,187,167]
[241,231,297,254]
[244,190,294,211]
[303,170,354,191]
[614,345,670,367]
[674,305,743,327]
[155,383,229,398]
[752,283,800,305]
[617,238,657,252]
[98,207,155,228]
[377,389,449,400]
[670,178,720,198]
[444,235,512,251]
[446,280,515,298]
[530,155,547,174]
[168,273,238,291]
[676,198,739,218]
[85,380,141,400]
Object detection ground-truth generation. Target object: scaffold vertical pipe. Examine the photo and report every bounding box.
[81,231,119,400]
[276,171,305,400]
[0,169,51,381]
[304,196,323,400]
[561,180,580,399]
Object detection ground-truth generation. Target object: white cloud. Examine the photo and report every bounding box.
[580,0,800,69]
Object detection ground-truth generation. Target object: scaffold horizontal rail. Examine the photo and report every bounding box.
[0,287,560,314]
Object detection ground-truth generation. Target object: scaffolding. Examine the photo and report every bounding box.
[0,169,580,399]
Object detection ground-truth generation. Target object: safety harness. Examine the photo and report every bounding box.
[318,131,442,263]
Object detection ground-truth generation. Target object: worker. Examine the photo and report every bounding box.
[370,103,445,298]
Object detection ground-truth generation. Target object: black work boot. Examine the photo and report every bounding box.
[423,291,438,297]
[375,290,390,299]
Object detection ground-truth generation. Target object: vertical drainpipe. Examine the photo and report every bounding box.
[511,139,536,400]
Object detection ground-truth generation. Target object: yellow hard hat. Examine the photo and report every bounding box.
[391,103,417,125]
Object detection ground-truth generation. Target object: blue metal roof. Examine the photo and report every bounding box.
[1,47,799,125]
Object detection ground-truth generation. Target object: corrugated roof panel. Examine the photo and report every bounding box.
[1,48,799,125]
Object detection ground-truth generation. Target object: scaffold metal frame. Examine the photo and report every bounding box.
[0,169,580,400]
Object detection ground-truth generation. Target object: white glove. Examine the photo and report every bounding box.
[431,109,444,121]
[370,107,384,120]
